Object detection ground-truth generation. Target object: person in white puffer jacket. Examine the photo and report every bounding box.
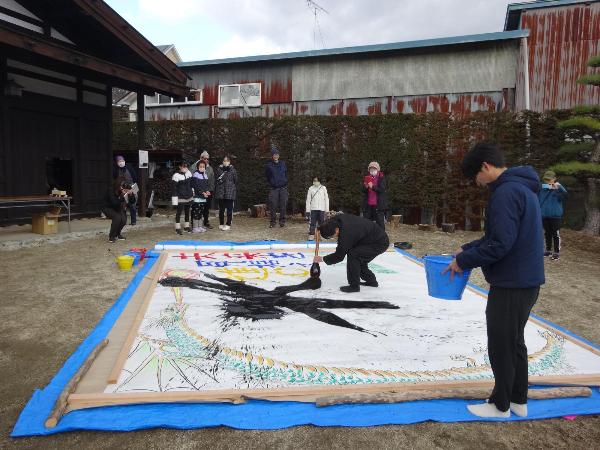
[171,161,193,235]
[305,176,330,240]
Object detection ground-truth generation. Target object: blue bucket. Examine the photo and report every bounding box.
[423,255,472,300]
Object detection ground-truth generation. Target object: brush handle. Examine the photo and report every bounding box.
[315,229,320,257]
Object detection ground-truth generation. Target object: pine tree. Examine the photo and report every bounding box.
[552,54,600,235]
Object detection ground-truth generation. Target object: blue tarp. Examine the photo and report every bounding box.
[11,242,600,437]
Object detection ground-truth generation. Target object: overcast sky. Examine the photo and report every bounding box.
[105,0,521,63]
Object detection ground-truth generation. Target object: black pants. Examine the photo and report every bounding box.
[486,286,539,412]
[102,207,126,239]
[542,217,561,253]
[219,199,234,226]
[269,187,288,225]
[175,202,190,228]
[126,197,137,225]
[309,210,325,235]
[364,205,385,230]
[203,193,213,226]
[346,236,389,286]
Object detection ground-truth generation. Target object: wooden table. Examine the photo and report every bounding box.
[0,195,73,232]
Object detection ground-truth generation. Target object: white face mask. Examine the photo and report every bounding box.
[117,161,125,168]
[313,181,320,187]
[223,161,230,167]
[369,169,377,176]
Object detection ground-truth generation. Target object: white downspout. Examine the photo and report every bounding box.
[522,36,530,110]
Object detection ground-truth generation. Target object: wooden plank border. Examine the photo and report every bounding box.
[106,252,167,384]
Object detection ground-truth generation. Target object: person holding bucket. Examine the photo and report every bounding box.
[443,142,544,419]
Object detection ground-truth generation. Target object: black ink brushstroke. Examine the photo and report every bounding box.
[159,274,399,334]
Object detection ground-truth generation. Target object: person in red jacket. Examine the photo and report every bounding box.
[361,161,387,230]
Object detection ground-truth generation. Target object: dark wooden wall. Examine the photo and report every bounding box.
[0,90,111,222]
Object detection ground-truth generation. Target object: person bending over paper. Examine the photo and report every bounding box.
[314,214,389,293]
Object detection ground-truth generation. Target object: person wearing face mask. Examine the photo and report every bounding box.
[215,156,238,230]
[305,176,330,240]
[102,178,132,243]
[190,160,211,233]
[198,151,215,229]
[361,161,387,230]
[113,155,138,226]
[171,161,193,235]
[265,147,288,228]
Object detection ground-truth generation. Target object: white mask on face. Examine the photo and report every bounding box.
[369,169,377,176]
[117,161,125,168]
[223,161,230,167]
[313,181,320,187]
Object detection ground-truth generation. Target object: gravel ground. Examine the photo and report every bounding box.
[1,214,599,450]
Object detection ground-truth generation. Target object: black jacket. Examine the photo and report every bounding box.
[191,171,210,198]
[113,164,137,184]
[323,214,389,265]
[104,188,126,212]
[361,172,387,211]
[171,171,193,200]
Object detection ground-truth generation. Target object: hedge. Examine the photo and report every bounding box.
[114,111,571,225]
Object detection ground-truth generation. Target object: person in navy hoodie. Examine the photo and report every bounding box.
[539,170,568,261]
[444,142,544,419]
[265,147,288,228]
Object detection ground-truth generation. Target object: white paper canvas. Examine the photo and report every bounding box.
[106,248,600,394]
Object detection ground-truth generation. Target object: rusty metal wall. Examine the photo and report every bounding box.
[143,91,508,120]
[293,92,509,116]
[516,2,600,111]
[291,43,519,101]
[183,63,292,105]
[145,39,521,120]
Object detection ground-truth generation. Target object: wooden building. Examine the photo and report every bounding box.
[0,0,189,221]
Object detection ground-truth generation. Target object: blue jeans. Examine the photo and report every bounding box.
[308,210,325,235]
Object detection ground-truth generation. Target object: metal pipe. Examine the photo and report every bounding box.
[522,37,530,110]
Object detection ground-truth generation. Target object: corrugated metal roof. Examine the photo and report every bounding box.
[179,30,529,68]
[504,0,600,30]
[156,44,174,53]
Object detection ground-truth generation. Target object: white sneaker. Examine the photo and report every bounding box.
[224,225,231,231]
[510,402,528,417]
[466,402,510,418]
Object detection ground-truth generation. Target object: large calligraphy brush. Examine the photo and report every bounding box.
[310,229,321,278]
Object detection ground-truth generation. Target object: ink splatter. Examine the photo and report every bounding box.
[159,274,399,334]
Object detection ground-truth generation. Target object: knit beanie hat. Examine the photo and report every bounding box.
[200,151,209,158]
[271,147,280,156]
[115,155,125,162]
[542,170,556,181]
[368,161,380,172]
